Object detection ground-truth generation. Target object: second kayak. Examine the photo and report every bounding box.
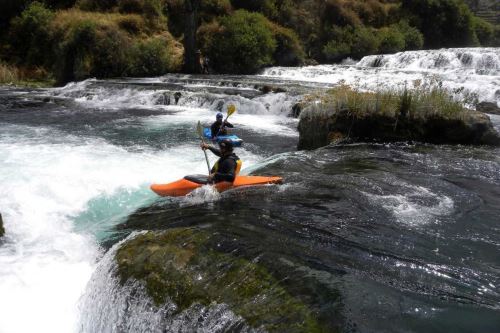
[203,128,243,147]
[151,174,283,197]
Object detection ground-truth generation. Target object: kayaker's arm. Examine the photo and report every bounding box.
[223,120,234,128]
[201,143,222,157]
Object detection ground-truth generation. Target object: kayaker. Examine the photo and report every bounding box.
[210,112,234,138]
[201,139,242,183]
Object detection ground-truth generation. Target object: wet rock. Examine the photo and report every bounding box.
[174,92,182,105]
[477,102,500,115]
[298,104,500,150]
[116,229,327,332]
[0,213,4,238]
[156,93,171,105]
[290,101,306,118]
[259,85,287,94]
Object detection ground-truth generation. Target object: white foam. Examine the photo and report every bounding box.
[141,109,298,138]
[51,80,300,116]
[261,48,500,107]
[363,185,454,226]
[0,123,262,333]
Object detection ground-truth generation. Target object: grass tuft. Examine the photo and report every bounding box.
[319,83,467,120]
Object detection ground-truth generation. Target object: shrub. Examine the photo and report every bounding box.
[76,0,117,11]
[269,23,305,66]
[322,83,465,119]
[230,0,277,19]
[401,0,478,48]
[0,62,19,83]
[206,10,276,73]
[323,0,361,27]
[116,14,146,34]
[9,2,55,66]
[129,36,172,76]
[323,40,351,63]
[396,21,424,50]
[352,0,389,27]
[495,26,500,47]
[349,25,379,58]
[322,25,378,62]
[197,20,223,53]
[201,0,232,18]
[377,26,405,54]
[54,18,131,82]
[472,17,495,46]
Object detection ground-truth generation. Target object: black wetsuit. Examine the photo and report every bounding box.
[210,120,234,138]
[207,147,240,183]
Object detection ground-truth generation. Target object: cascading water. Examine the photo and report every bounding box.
[0,47,499,333]
[261,47,500,108]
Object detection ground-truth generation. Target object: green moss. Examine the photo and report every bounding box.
[116,228,327,332]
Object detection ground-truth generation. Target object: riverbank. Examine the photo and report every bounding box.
[0,63,55,88]
[297,86,500,149]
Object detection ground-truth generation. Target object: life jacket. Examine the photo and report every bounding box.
[212,154,242,176]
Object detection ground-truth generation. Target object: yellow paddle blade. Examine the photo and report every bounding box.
[227,104,236,117]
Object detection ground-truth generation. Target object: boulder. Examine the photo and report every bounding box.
[0,213,4,238]
[477,102,500,115]
[115,229,327,332]
[298,104,500,150]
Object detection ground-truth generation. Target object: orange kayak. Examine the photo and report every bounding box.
[151,174,283,197]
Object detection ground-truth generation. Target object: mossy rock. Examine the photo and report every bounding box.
[116,229,327,332]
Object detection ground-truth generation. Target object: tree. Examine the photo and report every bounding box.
[401,0,477,48]
[183,0,202,73]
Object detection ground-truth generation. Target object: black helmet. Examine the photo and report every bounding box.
[219,139,233,151]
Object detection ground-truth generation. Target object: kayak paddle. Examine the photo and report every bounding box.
[216,104,237,137]
[197,120,211,175]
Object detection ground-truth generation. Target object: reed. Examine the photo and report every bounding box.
[0,63,19,84]
[321,83,467,120]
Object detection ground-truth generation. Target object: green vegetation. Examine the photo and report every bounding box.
[401,0,479,48]
[0,0,497,84]
[319,83,467,119]
[116,229,330,332]
[0,62,55,87]
[203,10,277,73]
[1,2,182,84]
[297,84,499,149]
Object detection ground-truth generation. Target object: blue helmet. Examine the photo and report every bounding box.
[216,112,223,119]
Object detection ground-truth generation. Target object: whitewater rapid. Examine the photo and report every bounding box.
[262,47,500,108]
[0,47,499,333]
[0,82,280,333]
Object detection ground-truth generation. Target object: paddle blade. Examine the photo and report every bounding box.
[196,121,204,138]
[227,104,236,117]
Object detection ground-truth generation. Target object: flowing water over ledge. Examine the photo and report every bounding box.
[0,48,499,333]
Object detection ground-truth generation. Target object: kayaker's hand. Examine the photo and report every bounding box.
[200,143,210,150]
[207,173,215,182]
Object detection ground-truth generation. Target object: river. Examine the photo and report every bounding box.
[0,47,499,333]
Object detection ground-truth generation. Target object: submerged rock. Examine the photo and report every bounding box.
[477,102,500,115]
[298,103,500,150]
[115,229,327,332]
[0,213,4,238]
